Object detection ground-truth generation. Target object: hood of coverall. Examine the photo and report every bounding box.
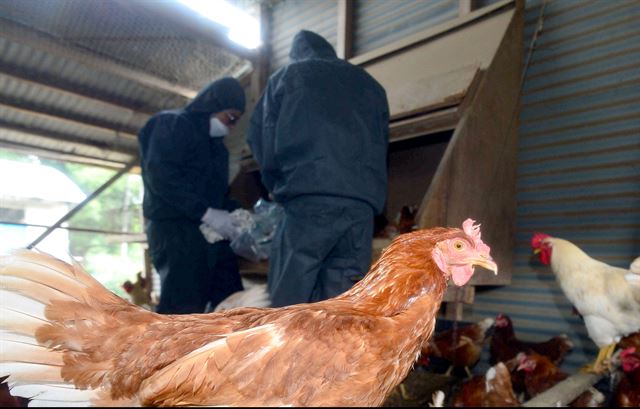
[185,77,246,115]
[289,30,338,62]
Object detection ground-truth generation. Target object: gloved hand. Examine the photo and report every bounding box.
[201,208,240,241]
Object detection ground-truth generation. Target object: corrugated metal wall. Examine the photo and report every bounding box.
[268,0,460,71]
[352,0,458,55]
[469,0,640,373]
[268,0,338,73]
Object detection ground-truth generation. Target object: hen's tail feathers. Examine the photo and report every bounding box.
[214,283,271,312]
[0,249,129,406]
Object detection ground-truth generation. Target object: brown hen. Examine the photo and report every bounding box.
[451,362,519,407]
[613,347,640,407]
[489,313,573,366]
[0,219,496,407]
[517,351,568,399]
[425,317,494,377]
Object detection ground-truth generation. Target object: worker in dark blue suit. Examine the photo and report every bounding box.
[247,30,390,307]
[138,77,245,314]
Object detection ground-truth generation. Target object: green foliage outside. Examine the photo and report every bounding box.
[0,150,144,298]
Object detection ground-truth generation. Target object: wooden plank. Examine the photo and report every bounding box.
[443,286,475,304]
[0,120,138,155]
[0,140,134,169]
[387,65,479,122]
[359,7,515,118]
[389,107,459,143]
[417,0,524,286]
[522,372,605,407]
[336,0,354,60]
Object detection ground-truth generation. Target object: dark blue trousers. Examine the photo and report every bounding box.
[146,220,243,314]
[267,196,374,307]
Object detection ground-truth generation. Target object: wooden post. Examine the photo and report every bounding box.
[459,0,478,16]
[250,2,270,100]
[522,372,605,407]
[337,0,354,59]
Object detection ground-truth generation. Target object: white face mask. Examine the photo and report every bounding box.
[209,117,229,138]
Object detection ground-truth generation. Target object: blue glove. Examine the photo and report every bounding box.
[201,208,240,240]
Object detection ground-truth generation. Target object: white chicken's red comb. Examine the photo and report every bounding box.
[462,218,490,253]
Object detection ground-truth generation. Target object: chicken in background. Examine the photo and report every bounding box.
[0,219,497,407]
[516,351,568,399]
[531,233,640,373]
[212,281,271,312]
[121,271,154,310]
[396,205,418,234]
[429,390,445,407]
[0,377,27,407]
[568,387,606,408]
[451,362,519,407]
[373,204,418,239]
[618,331,640,352]
[613,347,640,407]
[423,318,494,378]
[489,313,573,366]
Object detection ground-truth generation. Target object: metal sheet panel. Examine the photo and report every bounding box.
[268,0,338,73]
[353,0,458,56]
[468,0,640,373]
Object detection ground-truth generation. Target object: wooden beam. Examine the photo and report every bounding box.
[0,92,142,135]
[0,101,138,141]
[250,3,271,101]
[0,61,159,115]
[0,221,142,237]
[0,121,138,155]
[0,17,199,99]
[523,372,605,407]
[389,107,459,143]
[337,0,354,59]
[0,71,153,123]
[0,140,135,169]
[28,157,139,249]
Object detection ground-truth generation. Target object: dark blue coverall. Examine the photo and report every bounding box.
[138,78,245,314]
[247,30,390,307]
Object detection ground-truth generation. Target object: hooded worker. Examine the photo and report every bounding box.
[138,77,246,314]
[247,30,390,307]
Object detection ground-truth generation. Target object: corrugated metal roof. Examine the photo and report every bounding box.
[0,0,254,168]
[469,0,640,373]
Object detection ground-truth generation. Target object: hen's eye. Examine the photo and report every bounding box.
[454,241,465,251]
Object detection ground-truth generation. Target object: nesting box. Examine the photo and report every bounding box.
[355,0,524,292]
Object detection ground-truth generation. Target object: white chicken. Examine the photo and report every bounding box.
[531,233,640,372]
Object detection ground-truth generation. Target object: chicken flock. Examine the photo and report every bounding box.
[0,223,638,407]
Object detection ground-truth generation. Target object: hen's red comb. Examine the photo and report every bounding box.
[462,218,490,253]
[620,347,640,372]
[531,232,550,248]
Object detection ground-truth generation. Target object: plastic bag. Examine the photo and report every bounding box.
[199,209,254,244]
[230,198,284,262]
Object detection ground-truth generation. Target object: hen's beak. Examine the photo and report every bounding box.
[470,255,498,275]
[533,248,541,255]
